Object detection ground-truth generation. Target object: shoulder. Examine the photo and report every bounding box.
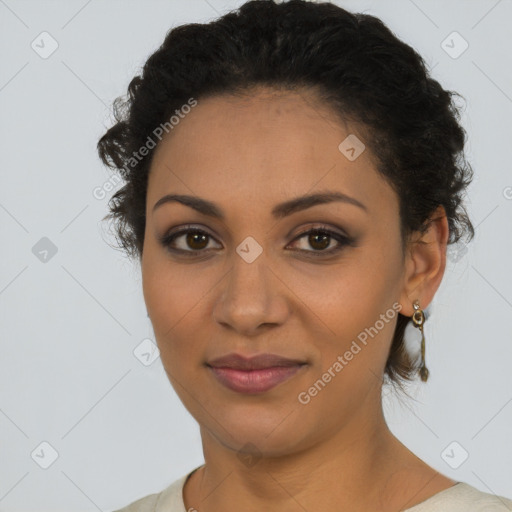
[406,482,512,511]
[111,491,159,512]
[111,473,189,512]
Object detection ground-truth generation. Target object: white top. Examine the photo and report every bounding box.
[112,467,512,512]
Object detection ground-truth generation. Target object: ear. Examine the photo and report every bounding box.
[399,205,449,317]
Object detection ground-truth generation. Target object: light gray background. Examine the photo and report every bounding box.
[1,0,511,510]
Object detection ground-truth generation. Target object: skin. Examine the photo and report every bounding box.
[141,86,454,512]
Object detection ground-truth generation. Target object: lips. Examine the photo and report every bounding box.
[207,352,305,370]
[206,353,306,393]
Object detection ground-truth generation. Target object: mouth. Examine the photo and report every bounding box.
[206,353,307,394]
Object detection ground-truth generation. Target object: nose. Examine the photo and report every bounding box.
[212,251,291,337]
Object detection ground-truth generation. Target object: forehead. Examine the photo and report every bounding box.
[147,87,394,217]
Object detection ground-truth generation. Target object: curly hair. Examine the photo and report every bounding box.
[97,0,474,394]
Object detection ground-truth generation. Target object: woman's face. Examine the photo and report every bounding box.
[142,87,411,457]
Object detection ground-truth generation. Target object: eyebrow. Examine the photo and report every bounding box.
[152,190,367,220]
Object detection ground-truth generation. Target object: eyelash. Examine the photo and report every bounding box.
[158,224,354,259]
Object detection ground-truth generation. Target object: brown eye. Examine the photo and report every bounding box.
[288,227,352,256]
[307,231,331,251]
[185,231,209,250]
[159,224,354,259]
[159,227,221,255]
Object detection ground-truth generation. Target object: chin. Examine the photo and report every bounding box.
[203,406,311,457]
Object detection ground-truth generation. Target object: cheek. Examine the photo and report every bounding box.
[141,248,210,364]
[299,241,401,367]
[291,247,395,324]
[142,237,186,321]
[142,247,181,343]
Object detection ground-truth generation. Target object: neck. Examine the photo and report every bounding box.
[185,388,422,512]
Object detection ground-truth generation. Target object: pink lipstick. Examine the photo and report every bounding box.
[207,353,306,394]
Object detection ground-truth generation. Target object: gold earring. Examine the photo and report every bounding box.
[412,300,429,382]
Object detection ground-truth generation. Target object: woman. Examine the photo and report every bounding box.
[98,1,512,510]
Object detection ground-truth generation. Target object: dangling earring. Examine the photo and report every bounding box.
[412,299,429,382]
